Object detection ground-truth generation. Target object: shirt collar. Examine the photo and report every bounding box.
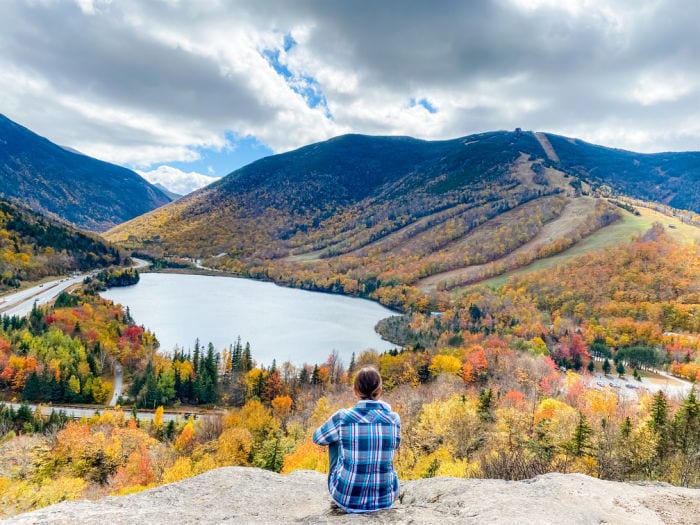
[355,399,391,411]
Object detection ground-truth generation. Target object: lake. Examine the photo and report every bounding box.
[100,272,398,367]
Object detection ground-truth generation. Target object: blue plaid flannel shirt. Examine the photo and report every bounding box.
[313,399,401,513]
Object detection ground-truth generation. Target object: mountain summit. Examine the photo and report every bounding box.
[0,114,171,231]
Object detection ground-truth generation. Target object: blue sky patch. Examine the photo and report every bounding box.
[262,34,332,118]
[136,133,273,178]
[410,97,438,114]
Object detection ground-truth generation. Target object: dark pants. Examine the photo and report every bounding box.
[328,441,339,481]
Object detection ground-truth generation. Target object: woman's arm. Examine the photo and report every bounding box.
[312,410,344,445]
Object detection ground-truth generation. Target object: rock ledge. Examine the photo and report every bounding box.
[4,467,699,524]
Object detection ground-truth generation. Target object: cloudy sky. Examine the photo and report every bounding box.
[1,0,698,195]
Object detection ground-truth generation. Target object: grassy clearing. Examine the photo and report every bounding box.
[478,206,699,289]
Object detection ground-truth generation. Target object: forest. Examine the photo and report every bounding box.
[0,199,123,292]
[0,224,698,517]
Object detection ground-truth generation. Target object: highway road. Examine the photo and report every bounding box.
[0,258,150,318]
[2,401,188,423]
[0,274,90,317]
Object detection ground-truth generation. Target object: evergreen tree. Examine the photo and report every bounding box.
[672,388,699,455]
[310,364,321,385]
[124,306,133,324]
[587,359,595,373]
[22,372,41,401]
[477,388,494,422]
[565,413,593,457]
[649,390,671,464]
[232,338,242,371]
[28,301,46,335]
[602,358,611,375]
[193,339,201,374]
[298,366,309,385]
[616,361,625,377]
[165,420,176,441]
[649,391,669,432]
[243,343,253,371]
[620,416,632,439]
[348,352,356,375]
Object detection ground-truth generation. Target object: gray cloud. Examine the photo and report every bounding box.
[1,2,268,121]
[1,0,698,169]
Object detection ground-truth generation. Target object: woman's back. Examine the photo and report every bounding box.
[313,368,401,513]
[314,399,401,512]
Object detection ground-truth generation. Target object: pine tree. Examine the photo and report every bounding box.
[477,388,494,422]
[232,338,242,371]
[243,343,253,371]
[22,372,41,401]
[649,390,671,464]
[616,361,625,377]
[348,352,356,375]
[672,387,699,455]
[566,413,593,457]
[602,358,611,375]
[620,416,632,439]
[310,365,321,385]
[193,339,201,374]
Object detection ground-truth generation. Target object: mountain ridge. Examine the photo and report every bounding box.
[105,129,699,308]
[0,114,172,232]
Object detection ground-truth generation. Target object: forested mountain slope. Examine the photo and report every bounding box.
[106,130,700,310]
[0,197,124,292]
[0,114,171,232]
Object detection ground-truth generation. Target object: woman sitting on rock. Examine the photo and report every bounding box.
[312,366,401,513]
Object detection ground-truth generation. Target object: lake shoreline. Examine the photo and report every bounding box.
[101,272,400,367]
[144,265,404,315]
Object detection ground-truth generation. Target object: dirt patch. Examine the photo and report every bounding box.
[535,132,560,163]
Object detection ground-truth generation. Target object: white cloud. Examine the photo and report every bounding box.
[1,0,699,164]
[630,72,695,106]
[137,166,219,196]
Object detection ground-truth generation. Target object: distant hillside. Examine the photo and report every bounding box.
[154,183,182,201]
[0,197,124,292]
[106,130,700,309]
[543,134,700,212]
[0,114,172,232]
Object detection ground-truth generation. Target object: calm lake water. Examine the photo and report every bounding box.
[101,273,398,367]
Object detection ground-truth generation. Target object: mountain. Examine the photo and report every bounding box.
[0,114,172,232]
[0,197,124,292]
[543,133,700,212]
[5,467,698,524]
[106,130,700,309]
[154,183,182,201]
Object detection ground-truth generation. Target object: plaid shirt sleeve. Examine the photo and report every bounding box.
[313,410,345,445]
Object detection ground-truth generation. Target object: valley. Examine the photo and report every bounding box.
[1,124,699,518]
[2,4,700,521]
